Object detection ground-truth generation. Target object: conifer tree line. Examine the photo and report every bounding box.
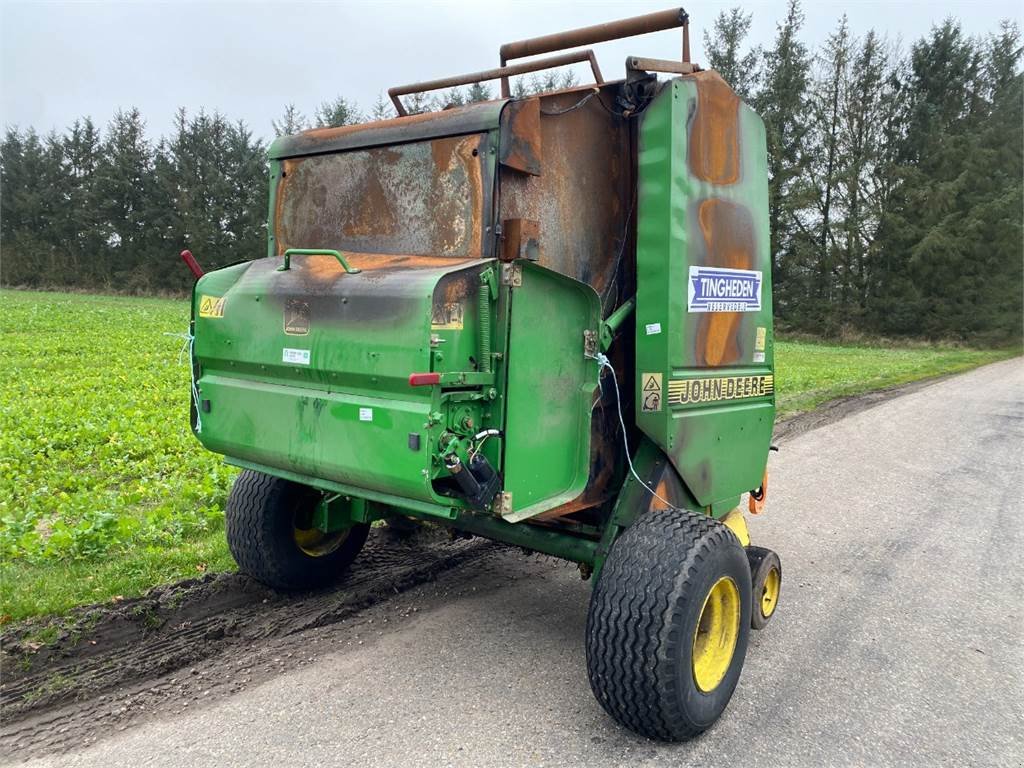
[1,3,1020,342]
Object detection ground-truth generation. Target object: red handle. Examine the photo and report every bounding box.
[180,249,204,279]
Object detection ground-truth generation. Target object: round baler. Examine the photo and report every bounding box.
[187,7,782,740]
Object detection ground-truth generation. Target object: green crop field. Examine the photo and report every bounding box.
[0,290,1013,622]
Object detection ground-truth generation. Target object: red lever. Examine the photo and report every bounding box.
[180,249,204,279]
[408,373,441,387]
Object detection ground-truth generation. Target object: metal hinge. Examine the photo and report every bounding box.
[500,262,522,287]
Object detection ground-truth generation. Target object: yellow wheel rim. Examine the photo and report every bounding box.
[692,576,741,693]
[760,566,780,619]
[293,521,349,557]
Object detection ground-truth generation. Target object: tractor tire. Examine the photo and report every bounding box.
[225,470,369,591]
[586,507,752,741]
[746,546,782,630]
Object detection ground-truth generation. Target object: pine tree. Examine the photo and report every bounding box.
[838,31,892,317]
[401,91,432,115]
[314,96,363,127]
[93,108,153,286]
[754,0,812,321]
[466,82,493,102]
[370,92,394,121]
[703,8,761,99]
[51,119,102,283]
[805,15,852,330]
[272,104,307,137]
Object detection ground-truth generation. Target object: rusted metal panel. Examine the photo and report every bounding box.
[500,218,540,262]
[497,83,632,307]
[269,101,505,159]
[274,133,493,259]
[495,83,635,521]
[498,98,542,176]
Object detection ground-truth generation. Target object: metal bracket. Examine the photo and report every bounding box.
[500,262,523,287]
[493,491,513,518]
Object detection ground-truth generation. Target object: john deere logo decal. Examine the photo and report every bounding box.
[284,299,310,336]
[687,266,762,313]
[668,375,774,405]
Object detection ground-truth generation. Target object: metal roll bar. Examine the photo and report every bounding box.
[386,8,692,114]
[499,8,690,96]
[388,50,603,116]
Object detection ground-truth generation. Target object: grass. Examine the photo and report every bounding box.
[773,340,1012,416]
[0,289,1015,622]
[1,290,236,623]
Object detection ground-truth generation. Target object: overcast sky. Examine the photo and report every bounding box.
[1,0,1020,141]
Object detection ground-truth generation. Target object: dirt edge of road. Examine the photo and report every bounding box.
[0,368,967,757]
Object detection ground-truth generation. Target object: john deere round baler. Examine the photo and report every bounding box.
[187,7,782,740]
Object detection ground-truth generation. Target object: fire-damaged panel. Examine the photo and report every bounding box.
[498,84,632,307]
[274,133,493,259]
[634,71,775,509]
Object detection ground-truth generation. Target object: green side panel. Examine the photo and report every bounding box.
[635,74,775,508]
[501,262,600,522]
[191,255,492,505]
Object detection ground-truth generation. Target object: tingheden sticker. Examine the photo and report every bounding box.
[687,266,762,313]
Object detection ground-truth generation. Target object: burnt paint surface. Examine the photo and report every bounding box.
[687,72,740,185]
[274,134,491,260]
[498,83,632,307]
[498,98,543,176]
[635,72,775,509]
[496,83,635,520]
[269,100,505,158]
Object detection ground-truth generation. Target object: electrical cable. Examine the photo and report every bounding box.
[589,352,674,509]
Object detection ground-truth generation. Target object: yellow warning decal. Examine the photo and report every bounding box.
[641,372,663,412]
[198,295,226,319]
[668,375,774,406]
[755,326,767,352]
[431,302,464,330]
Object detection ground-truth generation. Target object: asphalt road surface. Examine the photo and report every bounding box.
[15,358,1024,767]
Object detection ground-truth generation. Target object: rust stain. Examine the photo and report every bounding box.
[497,83,630,301]
[499,98,543,176]
[286,253,477,282]
[293,107,473,142]
[649,478,671,511]
[273,134,487,259]
[342,170,397,238]
[687,70,740,186]
[694,198,755,366]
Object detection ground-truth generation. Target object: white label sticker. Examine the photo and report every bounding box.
[645,322,662,336]
[359,407,373,422]
[753,351,766,364]
[282,348,311,365]
[687,266,763,313]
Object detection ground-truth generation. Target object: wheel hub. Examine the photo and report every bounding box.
[692,576,741,693]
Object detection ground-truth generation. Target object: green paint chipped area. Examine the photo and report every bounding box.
[0,290,1013,621]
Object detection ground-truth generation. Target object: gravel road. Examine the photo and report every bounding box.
[9,358,1023,767]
